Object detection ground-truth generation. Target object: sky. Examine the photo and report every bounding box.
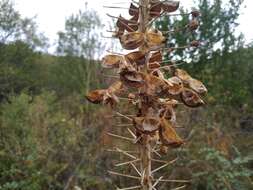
[14,0,253,52]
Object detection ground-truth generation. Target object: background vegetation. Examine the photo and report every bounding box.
[0,0,252,189]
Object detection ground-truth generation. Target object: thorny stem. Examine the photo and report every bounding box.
[139,0,152,190]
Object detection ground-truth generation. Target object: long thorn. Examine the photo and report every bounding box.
[152,176,163,188]
[107,132,134,142]
[115,159,140,167]
[130,162,142,176]
[108,171,140,180]
[171,185,187,190]
[127,128,136,138]
[116,185,142,190]
[115,111,133,121]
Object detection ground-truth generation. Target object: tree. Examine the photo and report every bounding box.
[0,0,48,50]
[57,4,104,112]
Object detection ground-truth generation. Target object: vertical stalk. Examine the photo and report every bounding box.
[139,0,152,190]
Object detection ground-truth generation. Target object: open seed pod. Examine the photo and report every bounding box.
[189,19,199,31]
[162,1,180,13]
[175,69,207,94]
[149,51,162,63]
[174,68,192,81]
[125,51,146,66]
[148,62,161,70]
[188,78,207,94]
[145,74,167,96]
[103,90,120,108]
[117,15,138,32]
[129,3,139,17]
[181,88,205,107]
[108,81,125,95]
[120,32,144,50]
[116,15,128,31]
[113,27,125,38]
[133,116,161,134]
[159,118,184,148]
[120,68,145,88]
[165,76,184,95]
[102,54,124,68]
[150,0,162,18]
[159,106,176,123]
[146,28,166,48]
[86,89,106,104]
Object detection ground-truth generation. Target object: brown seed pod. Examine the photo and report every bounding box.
[148,61,161,70]
[189,19,199,31]
[159,145,169,155]
[108,81,124,95]
[146,29,166,48]
[120,68,145,88]
[159,118,184,148]
[191,10,200,17]
[125,51,146,66]
[188,78,207,94]
[150,0,162,18]
[181,88,205,107]
[129,3,139,16]
[102,54,124,68]
[145,74,167,96]
[134,117,161,134]
[174,68,192,81]
[162,1,180,13]
[120,32,144,50]
[190,40,201,47]
[165,76,184,95]
[86,89,106,104]
[149,51,162,63]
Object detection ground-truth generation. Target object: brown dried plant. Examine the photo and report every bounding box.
[87,0,207,189]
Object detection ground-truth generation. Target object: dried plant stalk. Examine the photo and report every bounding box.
[87,0,206,189]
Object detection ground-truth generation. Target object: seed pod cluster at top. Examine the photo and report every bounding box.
[86,1,206,152]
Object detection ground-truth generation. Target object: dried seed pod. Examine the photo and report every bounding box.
[160,145,169,155]
[146,28,166,48]
[148,61,161,70]
[129,3,139,16]
[125,51,146,65]
[103,91,120,108]
[150,0,162,18]
[190,40,200,47]
[120,68,145,88]
[174,68,192,81]
[108,81,124,95]
[149,51,162,63]
[191,10,200,17]
[162,1,180,13]
[102,54,124,68]
[189,19,199,31]
[165,76,184,95]
[120,32,144,50]
[113,28,125,38]
[188,78,207,94]
[86,89,106,104]
[134,117,161,134]
[116,15,129,30]
[181,88,205,107]
[145,74,167,96]
[159,118,184,148]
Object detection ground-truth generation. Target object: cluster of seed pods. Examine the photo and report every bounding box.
[87,0,207,189]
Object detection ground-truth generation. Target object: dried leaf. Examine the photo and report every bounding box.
[159,118,184,148]
[162,1,180,13]
[181,88,205,107]
[86,89,106,104]
[102,54,123,68]
[120,32,144,50]
[125,51,146,65]
[134,117,160,134]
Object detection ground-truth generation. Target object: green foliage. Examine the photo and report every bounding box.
[0,0,48,49]
[191,147,253,190]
